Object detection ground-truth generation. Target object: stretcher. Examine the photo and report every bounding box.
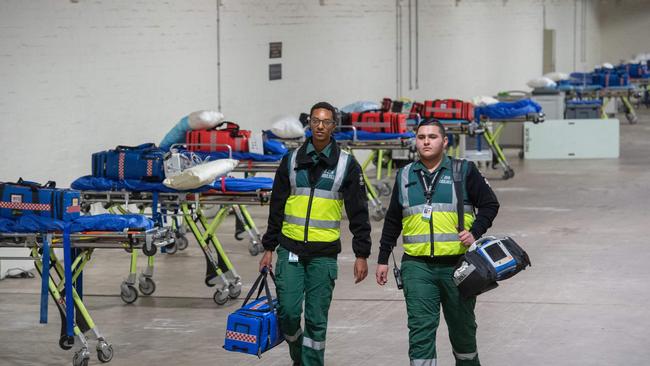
[474,99,545,179]
[630,78,650,108]
[0,216,172,366]
[72,176,273,305]
[559,84,640,124]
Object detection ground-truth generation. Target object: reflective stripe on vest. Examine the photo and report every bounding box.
[399,161,475,257]
[282,149,349,243]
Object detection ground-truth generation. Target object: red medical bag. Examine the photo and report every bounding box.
[186,122,251,152]
[349,112,407,134]
[423,99,475,121]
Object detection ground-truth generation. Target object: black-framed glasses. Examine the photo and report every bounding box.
[309,117,336,127]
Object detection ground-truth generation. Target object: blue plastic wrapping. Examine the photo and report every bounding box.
[160,116,190,151]
[72,175,273,193]
[0,214,154,233]
[474,99,543,121]
[341,101,381,113]
[69,214,154,232]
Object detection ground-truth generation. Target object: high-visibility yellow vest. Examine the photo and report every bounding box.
[281,149,350,243]
[399,160,475,257]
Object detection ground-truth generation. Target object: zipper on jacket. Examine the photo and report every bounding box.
[303,186,316,243]
[429,215,435,258]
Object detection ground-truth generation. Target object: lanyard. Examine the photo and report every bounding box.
[419,170,441,204]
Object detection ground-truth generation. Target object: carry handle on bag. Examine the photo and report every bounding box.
[212,121,242,137]
[242,267,277,313]
[115,143,158,151]
[16,178,56,189]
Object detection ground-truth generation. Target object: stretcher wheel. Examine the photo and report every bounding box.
[175,234,189,251]
[371,207,387,222]
[120,285,138,304]
[138,278,156,296]
[228,283,242,299]
[502,168,515,180]
[142,243,157,257]
[213,289,229,305]
[518,151,524,159]
[59,335,75,350]
[248,243,260,256]
[164,242,178,255]
[626,112,638,124]
[73,349,90,366]
[380,182,392,196]
[96,341,114,363]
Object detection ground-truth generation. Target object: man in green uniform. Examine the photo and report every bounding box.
[260,101,372,366]
[376,120,500,366]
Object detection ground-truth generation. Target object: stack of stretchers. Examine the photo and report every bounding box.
[0,179,173,366]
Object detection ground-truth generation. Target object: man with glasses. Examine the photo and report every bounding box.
[260,101,372,366]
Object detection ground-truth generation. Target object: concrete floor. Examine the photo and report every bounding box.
[1,110,650,366]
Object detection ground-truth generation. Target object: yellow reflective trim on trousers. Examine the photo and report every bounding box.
[401,212,475,256]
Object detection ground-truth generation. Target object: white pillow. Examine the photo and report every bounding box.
[526,77,557,89]
[163,159,238,190]
[543,72,569,82]
[602,63,614,69]
[471,96,499,106]
[270,115,305,138]
[188,110,224,130]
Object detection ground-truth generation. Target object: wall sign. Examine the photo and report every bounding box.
[269,42,282,59]
[269,64,282,81]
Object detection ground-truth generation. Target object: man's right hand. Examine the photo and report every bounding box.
[259,250,274,272]
[376,264,389,286]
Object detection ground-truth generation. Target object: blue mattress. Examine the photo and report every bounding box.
[0,214,153,233]
[474,99,542,121]
[178,140,287,162]
[71,176,273,193]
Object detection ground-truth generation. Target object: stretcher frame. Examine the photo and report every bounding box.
[564,85,640,124]
[478,112,545,180]
[0,227,173,366]
[78,189,270,305]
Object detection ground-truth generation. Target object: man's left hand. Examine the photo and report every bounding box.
[458,230,476,247]
[354,258,368,284]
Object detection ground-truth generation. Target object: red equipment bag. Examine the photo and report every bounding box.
[349,112,407,134]
[186,122,251,152]
[410,102,424,115]
[381,98,393,112]
[423,99,475,121]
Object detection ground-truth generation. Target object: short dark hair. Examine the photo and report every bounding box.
[416,119,446,136]
[310,101,340,124]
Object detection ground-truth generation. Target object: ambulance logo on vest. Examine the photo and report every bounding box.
[321,169,336,180]
[438,176,452,185]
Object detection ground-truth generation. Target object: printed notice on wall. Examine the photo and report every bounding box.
[269,42,282,58]
[269,64,282,81]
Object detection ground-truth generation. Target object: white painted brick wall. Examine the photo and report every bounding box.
[0,0,606,187]
[599,0,650,64]
[0,0,220,185]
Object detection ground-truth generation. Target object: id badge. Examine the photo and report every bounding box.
[288,251,299,262]
[421,204,433,220]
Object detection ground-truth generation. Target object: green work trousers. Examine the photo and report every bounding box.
[275,246,337,366]
[402,259,480,366]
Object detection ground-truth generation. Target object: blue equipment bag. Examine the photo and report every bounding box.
[92,143,165,182]
[453,236,531,299]
[0,179,80,221]
[224,269,284,357]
